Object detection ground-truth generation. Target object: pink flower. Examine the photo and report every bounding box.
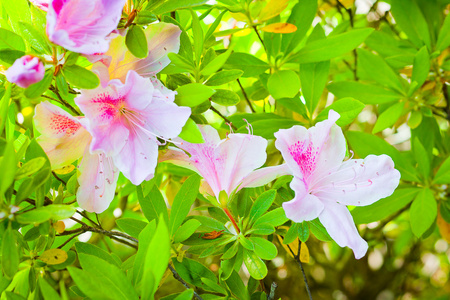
[161,125,289,201]
[30,0,50,11]
[34,101,118,213]
[75,70,191,185]
[6,55,45,88]
[274,110,401,259]
[89,22,181,85]
[46,0,125,55]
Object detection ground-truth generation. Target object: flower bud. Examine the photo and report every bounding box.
[6,55,45,88]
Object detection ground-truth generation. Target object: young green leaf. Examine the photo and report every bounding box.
[205,69,243,86]
[248,189,277,225]
[372,102,404,133]
[300,61,330,115]
[243,250,267,280]
[24,70,53,98]
[62,65,99,89]
[116,218,148,239]
[267,70,300,99]
[249,237,277,260]
[410,46,430,93]
[327,81,402,104]
[1,227,19,279]
[137,185,169,225]
[410,188,437,238]
[169,174,201,236]
[175,83,215,107]
[125,25,148,59]
[316,97,364,126]
[178,118,205,143]
[210,89,240,106]
[224,53,270,77]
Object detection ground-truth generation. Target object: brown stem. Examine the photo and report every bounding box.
[286,242,313,300]
[49,85,80,116]
[223,207,240,234]
[237,79,255,113]
[209,106,237,130]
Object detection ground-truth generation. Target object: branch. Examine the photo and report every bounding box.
[267,282,277,300]
[168,264,204,300]
[286,242,313,300]
[48,85,80,116]
[237,79,255,113]
[209,106,237,130]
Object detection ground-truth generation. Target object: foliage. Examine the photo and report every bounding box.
[0,0,449,299]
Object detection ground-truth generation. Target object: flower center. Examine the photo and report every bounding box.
[289,140,319,181]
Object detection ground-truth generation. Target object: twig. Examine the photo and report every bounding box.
[52,171,66,186]
[286,242,313,300]
[443,83,450,122]
[168,264,204,300]
[76,210,100,227]
[59,222,138,243]
[209,106,237,130]
[49,85,80,116]
[267,282,277,300]
[237,79,255,113]
[57,231,82,249]
[252,26,266,52]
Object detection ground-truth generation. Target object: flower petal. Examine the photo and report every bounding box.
[34,101,91,169]
[318,199,368,259]
[239,164,292,190]
[107,23,181,82]
[112,130,158,185]
[215,133,268,195]
[314,154,401,206]
[77,149,119,213]
[282,177,324,222]
[47,0,125,54]
[274,125,308,179]
[141,97,190,139]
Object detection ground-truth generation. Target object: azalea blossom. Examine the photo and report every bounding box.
[75,70,190,185]
[89,22,181,85]
[274,110,401,259]
[34,101,118,213]
[161,125,288,201]
[46,0,126,55]
[6,55,45,88]
[30,0,49,11]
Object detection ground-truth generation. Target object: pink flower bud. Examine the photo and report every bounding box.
[5,55,45,88]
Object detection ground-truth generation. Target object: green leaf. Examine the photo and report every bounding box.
[225,271,249,300]
[237,118,302,139]
[116,218,148,239]
[283,222,299,244]
[178,118,205,143]
[38,278,62,300]
[410,188,437,238]
[308,218,332,241]
[372,102,404,133]
[300,61,330,115]
[293,28,374,63]
[174,289,195,300]
[175,83,215,107]
[137,185,169,224]
[224,52,270,77]
[15,157,46,180]
[413,138,430,180]
[142,217,170,299]
[62,65,100,89]
[1,227,19,279]
[169,174,201,236]
[390,0,431,49]
[249,190,277,225]
[238,234,254,250]
[357,48,404,93]
[68,267,114,300]
[152,0,208,16]
[0,0,31,29]
[24,70,53,98]
[205,69,243,86]
[18,22,51,54]
[253,207,288,228]
[243,250,267,280]
[249,237,277,260]
[298,221,310,242]
[125,25,148,59]
[0,28,26,52]
[281,0,318,54]
[133,221,156,285]
[0,142,16,195]
[190,9,204,64]
[15,205,76,224]
[167,52,195,73]
[200,277,227,295]
[172,257,216,289]
[210,89,240,106]
[352,188,420,224]
[327,81,402,104]
[436,12,450,51]
[316,98,365,126]
[267,70,300,99]
[410,46,430,93]
[173,219,201,243]
[433,156,450,184]
[201,47,233,76]
[346,131,419,182]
